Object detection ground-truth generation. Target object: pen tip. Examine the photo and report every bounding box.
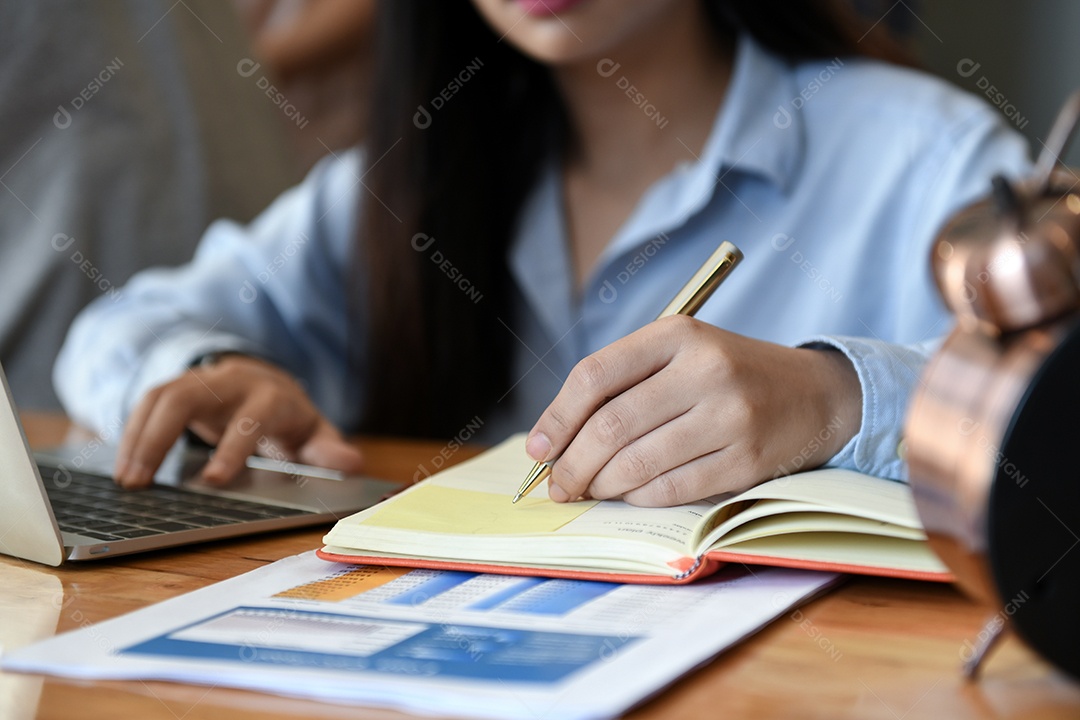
[511,493,522,504]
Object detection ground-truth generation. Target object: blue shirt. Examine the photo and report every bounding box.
[55,36,1032,481]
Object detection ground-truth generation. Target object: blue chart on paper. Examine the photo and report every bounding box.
[372,569,619,617]
[382,571,474,606]
[468,578,619,615]
[122,606,638,683]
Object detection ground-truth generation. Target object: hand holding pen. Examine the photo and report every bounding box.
[515,241,741,503]
[516,240,863,508]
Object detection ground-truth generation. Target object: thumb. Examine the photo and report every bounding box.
[295,422,365,474]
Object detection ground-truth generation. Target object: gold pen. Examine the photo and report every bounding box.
[513,240,744,504]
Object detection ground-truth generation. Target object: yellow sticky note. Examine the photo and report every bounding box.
[362,485,596,535]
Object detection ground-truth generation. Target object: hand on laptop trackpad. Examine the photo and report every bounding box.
[36,436,345,488]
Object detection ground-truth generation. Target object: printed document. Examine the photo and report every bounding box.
[2,552,837,719]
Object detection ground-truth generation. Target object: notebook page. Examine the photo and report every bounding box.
[329,434,717,557]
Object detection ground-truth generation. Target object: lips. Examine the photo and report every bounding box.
[513,0,590,17]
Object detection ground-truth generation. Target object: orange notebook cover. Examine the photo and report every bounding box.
[315,549,952,585]
[319,435,953,585]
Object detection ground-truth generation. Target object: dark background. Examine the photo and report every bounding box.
[862,0,1080,167]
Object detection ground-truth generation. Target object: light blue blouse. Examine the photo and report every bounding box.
[55,36,1032,481]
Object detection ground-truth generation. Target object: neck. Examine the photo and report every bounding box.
[552,3,733,180]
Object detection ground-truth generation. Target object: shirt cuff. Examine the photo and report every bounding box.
[796,335,934,481]
[122,328,267,422]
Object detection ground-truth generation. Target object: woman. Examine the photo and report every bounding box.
[55,0,1031,506]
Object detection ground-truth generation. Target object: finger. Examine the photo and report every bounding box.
[115,389,164,486]
[116,377,222,488]
[527,317,689,463]
[620,444,756,507]
[585,404,724,500]
[548,367,695,502]
[202,407,268,484]
[295,421,365,473]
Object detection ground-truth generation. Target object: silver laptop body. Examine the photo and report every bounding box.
[0,365,397,566]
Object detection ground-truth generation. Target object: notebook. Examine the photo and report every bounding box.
[0,361,398,566]
[319,434,951,584]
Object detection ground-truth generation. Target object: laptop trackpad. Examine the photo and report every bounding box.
[180,466,396,515]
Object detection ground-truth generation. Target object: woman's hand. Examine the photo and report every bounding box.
[526,316,862,506]
[114,355,364,488]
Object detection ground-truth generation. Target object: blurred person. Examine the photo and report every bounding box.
[0,0,296,410]
[233,0,376,171]
[57,0,1031,507]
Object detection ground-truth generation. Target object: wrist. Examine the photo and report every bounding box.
[802,347,862,464]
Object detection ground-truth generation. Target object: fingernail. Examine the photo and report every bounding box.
[202,459,227,482]
[526,432,551,462]
[549,484,569,503]
[122,463,149,488]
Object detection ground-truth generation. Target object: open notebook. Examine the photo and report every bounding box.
[319,434,950,584]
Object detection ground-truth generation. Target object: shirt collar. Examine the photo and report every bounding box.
[706,33,807,193]
[591,34,807,273]
[508,34,807,348]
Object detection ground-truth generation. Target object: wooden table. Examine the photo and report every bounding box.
[2,414,1079,720]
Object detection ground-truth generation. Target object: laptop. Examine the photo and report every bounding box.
[0,366,398,566]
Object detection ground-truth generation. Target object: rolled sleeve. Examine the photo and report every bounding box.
[798,335,942,480]
[54,149,364,434]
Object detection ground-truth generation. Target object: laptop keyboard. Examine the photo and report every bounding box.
[40,465,312,542]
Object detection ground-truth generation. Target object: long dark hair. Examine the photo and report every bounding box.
[357,0,909,438]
